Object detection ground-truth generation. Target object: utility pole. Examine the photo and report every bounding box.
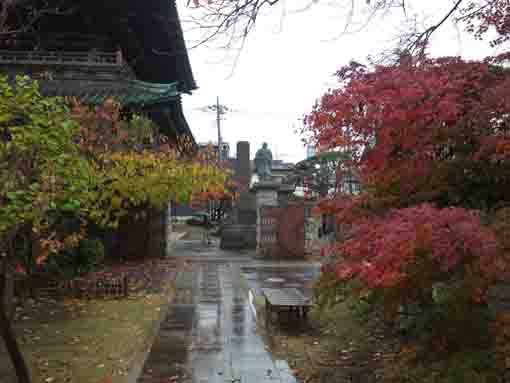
[196,96,231,221]
[197,97,230,162]
[216,96,222,162]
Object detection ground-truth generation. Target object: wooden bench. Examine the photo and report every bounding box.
[262,287,312,326]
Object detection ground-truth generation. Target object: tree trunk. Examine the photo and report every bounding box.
[2,257,13,319]
[0,257,32,383]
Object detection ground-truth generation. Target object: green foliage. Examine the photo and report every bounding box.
[314,269,377,330]
[1,76,228,270]
[313,267,345,310]
[0,51,229,383]
[0,75,97,252]
[290,151,355,197]
[41,238,105,278]
[74,238,105,275]
[315,269,503,383]
[122,114,156,146]
[384,348,500,383]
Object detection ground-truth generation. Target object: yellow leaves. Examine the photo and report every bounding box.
[0,110,12,124]
[87,149,228,228]
[111,196,122,209]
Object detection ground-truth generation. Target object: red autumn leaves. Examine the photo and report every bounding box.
[332,204,499,291]
[307,58,510,197]
[307,56,510,308]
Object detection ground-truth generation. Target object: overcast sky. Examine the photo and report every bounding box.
[178,0,498,163]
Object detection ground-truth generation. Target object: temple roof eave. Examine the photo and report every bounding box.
[38,78,180,108]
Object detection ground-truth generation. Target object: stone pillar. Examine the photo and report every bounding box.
[235,141,256,221]
[220,141,258,250]
[236,141,251,185]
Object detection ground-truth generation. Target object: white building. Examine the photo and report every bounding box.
[198,141,230,160]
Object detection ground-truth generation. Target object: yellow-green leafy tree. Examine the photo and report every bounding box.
[0,76,227,383]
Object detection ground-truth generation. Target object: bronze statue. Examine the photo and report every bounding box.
[254,142,272,181]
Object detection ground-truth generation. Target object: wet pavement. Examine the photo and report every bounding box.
[137,238,317,383]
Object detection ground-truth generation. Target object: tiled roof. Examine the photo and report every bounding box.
[40,79,179,107]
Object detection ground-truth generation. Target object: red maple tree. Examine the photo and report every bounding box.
[308,57,510,211]
[306,13,510,354]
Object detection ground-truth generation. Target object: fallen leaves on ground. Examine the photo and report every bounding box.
[4,257,180,383]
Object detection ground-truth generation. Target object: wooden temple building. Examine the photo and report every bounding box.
[0,0,196,144]
[0,0,198,257]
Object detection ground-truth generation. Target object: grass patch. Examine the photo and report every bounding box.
[3,287,174,383]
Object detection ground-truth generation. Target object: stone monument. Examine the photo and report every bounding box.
[219,141,257,250]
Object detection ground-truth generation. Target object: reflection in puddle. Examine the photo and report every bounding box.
[248,290,257,317]
[197,304,219,329]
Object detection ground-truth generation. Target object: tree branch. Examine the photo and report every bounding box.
[184,0,473,61]
[407,0,465,54]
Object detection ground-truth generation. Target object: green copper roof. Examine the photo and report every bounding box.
[39,78,180,107]
[30,76,195,147]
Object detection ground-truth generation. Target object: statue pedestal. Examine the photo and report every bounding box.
[251,181,279,208]
[251,181,280,257]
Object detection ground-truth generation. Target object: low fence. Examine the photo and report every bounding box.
[16,274,129,300]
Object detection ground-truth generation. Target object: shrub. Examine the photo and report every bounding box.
[50,238,105,277]
[75,238,105,274]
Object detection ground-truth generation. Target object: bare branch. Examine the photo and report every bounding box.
[287,0,316,14]
[184,0,284,50]
[184,0,476,60]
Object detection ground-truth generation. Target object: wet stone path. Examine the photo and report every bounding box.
[137,240,298,383]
